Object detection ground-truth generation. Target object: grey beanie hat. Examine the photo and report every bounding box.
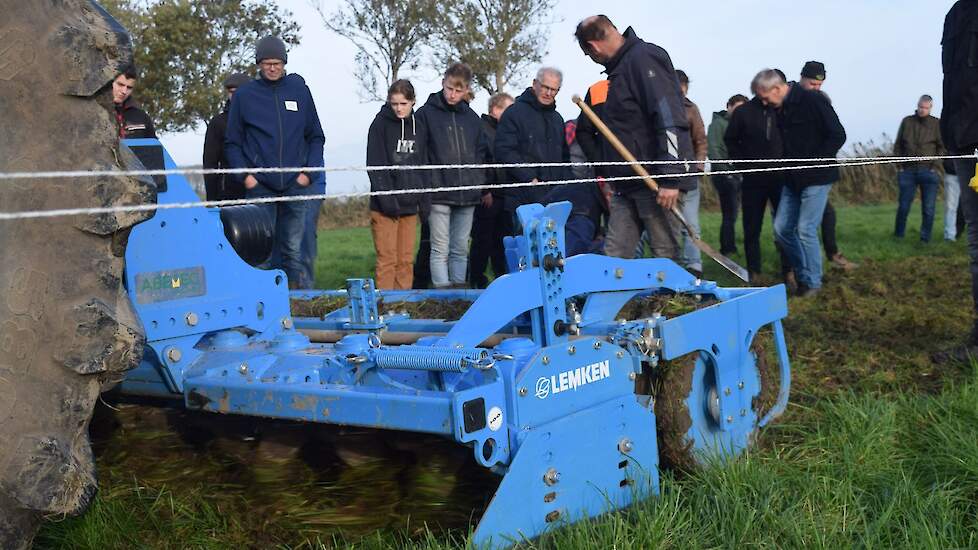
[223,72,251,89]
[255,36,288,64]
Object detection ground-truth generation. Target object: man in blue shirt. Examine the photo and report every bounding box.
[225,36,325,288]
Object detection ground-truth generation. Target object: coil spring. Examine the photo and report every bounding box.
[373,347,490,372]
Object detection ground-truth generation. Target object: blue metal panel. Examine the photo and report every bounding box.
[122,139,292,391]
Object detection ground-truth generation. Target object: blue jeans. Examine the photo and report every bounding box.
[299,199,322,288]
[774,184,832,289]
[945,173,961,241]
[679,184,702,272]
[895,168,939,242]
[429,204,475,287]
[248,184,310,287]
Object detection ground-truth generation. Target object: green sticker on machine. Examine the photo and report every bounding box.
[135,266,206,304]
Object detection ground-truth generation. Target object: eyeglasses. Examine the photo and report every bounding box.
[260,61,284,69]
[535,80,560,95]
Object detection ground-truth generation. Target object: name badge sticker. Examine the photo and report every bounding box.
[284,100,298,111]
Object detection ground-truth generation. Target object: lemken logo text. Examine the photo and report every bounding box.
[534,360,611,399]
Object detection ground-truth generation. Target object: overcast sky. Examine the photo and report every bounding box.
[159,0,956,193]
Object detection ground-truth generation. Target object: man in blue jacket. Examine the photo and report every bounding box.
[225,36,325,288]
[494,67,572,217]
[575,16,694,261]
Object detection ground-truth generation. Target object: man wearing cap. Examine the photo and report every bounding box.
[203,72,251,201]
[797,61,857,270]
[225,36,326,289]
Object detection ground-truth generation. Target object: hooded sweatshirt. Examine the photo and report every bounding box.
[114,97,156,139]
[494,87,572,211]
[415,91,488,206]
[366,103,427,217]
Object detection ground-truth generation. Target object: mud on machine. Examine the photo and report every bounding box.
[118,139,792,548]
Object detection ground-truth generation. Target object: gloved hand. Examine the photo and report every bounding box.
[970,172,978,193]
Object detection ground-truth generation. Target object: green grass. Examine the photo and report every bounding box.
[36,201,978,550]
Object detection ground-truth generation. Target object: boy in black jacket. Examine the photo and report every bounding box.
[416,63,489,288]
[367,79,427,290]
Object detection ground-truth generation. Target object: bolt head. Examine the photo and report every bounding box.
[628,372,637,381]
[281,317,293,329]
[618,438,634,453]
[238,363,248,374]
[546,220,556,230]
[738,381,745,389]
[543,467,560,486]
[567,345,576,355]
[185,312,198,326]
[616,350,625,359]
[166,347,182,363]
[724,387,731,396]
[656,271,666,282]
[726,415,733,423]
[542,355,550,365]
[614,267,624,279]
[519,387,528,396]
[593,341,602,350]
[740,408,747,417]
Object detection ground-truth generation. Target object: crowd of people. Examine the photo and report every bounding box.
[109,8,978,355]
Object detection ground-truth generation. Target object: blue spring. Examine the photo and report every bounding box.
[373,346,489,372]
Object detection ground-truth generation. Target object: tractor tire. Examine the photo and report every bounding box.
[0,3,153,548]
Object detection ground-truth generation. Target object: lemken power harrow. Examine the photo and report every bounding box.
[117,140,792,548]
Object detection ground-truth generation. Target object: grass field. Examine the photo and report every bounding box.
[36,201,978,549]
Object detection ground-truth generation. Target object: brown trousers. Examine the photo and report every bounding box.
[370,211,417,289]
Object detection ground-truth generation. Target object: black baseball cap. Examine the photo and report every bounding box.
[801,61,826,81]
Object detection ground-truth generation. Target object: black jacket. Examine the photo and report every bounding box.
[778,84,847,190]
[366,103,427,217]
[202,105,245,201]
[481,114,507,189]
[941,0,978,152]
[115,98,156,139]
[724,96,783,187]
[494,87,571,211]
[416,91,488,206]
[599,27,695,193]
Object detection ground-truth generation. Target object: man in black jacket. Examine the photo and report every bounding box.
[495,67,572,213]
[757,69,846,297]
[469,92,514,288]
[940,0,978,357]
[724,86,789,282]
[416,63,489,288]
[575,16,694,261]
[112,64,156,139]
[202,73,250,201]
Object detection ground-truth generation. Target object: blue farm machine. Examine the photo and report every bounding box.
[115,140,792,548]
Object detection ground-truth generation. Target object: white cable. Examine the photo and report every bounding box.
[0,154,971,181]
[0,156,939,222]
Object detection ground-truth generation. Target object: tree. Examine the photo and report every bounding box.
[433,0,557,95]
[101,0,301,132]
[311,0,438,102]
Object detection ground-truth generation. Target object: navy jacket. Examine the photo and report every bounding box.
[494,87,572,211]
[778,84,846,190]
[224,73,326,193]
[599,27,695,193]
[416,91,488,206]
[366,103,427,217]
